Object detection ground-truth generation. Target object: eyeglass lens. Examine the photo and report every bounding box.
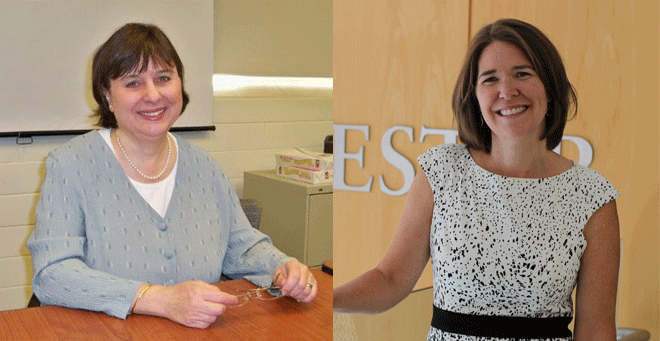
[231,287,283,307]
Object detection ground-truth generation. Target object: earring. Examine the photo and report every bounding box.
[480,115,485,126]
[105,95,113,112]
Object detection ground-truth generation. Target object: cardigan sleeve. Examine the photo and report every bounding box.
[27,151,143,319]
[216,170,296,287]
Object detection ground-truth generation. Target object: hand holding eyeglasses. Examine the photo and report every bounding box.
[271,260,318,303]
[232,286,284,307]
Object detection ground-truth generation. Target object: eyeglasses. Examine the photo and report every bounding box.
[231,286,283,307]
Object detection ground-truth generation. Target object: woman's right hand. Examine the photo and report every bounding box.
[133,281,239,329]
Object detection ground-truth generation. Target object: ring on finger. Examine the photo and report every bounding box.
[306,282,314,289]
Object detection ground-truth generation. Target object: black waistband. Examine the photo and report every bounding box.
[432,306,572,339]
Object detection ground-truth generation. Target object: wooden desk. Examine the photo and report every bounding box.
[0,269,331,341]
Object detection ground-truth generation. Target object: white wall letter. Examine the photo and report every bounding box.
[419,126,459,144]
[333,124,373,192]
[380,126,415,196]
[553,136,594,167]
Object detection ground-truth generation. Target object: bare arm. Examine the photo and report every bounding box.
[333,170,434,314]
[574,200,620,341]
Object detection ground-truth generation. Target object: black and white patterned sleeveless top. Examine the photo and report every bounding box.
[417,144,619,341]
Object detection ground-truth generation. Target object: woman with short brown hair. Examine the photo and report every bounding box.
[334,19,619,340]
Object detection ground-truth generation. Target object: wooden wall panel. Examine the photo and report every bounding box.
[471,0,659,336]
[333,0,469,294]
[335,0,658,339]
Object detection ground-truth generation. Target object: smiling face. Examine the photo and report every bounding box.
[475,41,548,146]
[105,59,183,141]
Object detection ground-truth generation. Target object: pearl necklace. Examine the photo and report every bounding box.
[115,132,172,181]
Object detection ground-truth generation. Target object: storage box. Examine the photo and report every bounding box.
[275,149,333,171]
[276,165,333,184]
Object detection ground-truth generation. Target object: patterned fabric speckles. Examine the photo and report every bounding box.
[418,144,620,341]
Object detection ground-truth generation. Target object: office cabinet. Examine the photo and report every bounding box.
[243,170,332,267]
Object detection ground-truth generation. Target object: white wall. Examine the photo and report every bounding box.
[214,0,332,77]
[0,0,214,134]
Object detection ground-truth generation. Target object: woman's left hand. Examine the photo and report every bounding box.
[272,260,317,303]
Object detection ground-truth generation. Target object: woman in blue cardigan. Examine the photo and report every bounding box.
[28,23,317,329]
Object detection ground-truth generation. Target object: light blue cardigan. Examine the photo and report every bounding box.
[28,132,294,319]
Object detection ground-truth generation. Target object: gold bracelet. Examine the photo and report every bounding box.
[130,283,153,314]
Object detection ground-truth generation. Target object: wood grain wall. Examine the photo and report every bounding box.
[333,0,659,339]
[334,0,468,294]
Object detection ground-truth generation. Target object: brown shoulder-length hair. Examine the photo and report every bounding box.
[91,23,190,128]
[452,18,577,152]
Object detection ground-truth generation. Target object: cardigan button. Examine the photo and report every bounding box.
[158,223,167,231]
[164,250,174,259]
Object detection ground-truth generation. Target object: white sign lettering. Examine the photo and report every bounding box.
[334,124,594,196]
[333,124,373,193]
[380,126,415,196]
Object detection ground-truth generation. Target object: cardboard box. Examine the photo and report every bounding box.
[275,149,333,171]
[276,165,333,184]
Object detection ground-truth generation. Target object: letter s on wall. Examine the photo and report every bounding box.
[380,126,415,196]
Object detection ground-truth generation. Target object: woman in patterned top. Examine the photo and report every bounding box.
[28,23,317,329]
[334,19,619,341]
